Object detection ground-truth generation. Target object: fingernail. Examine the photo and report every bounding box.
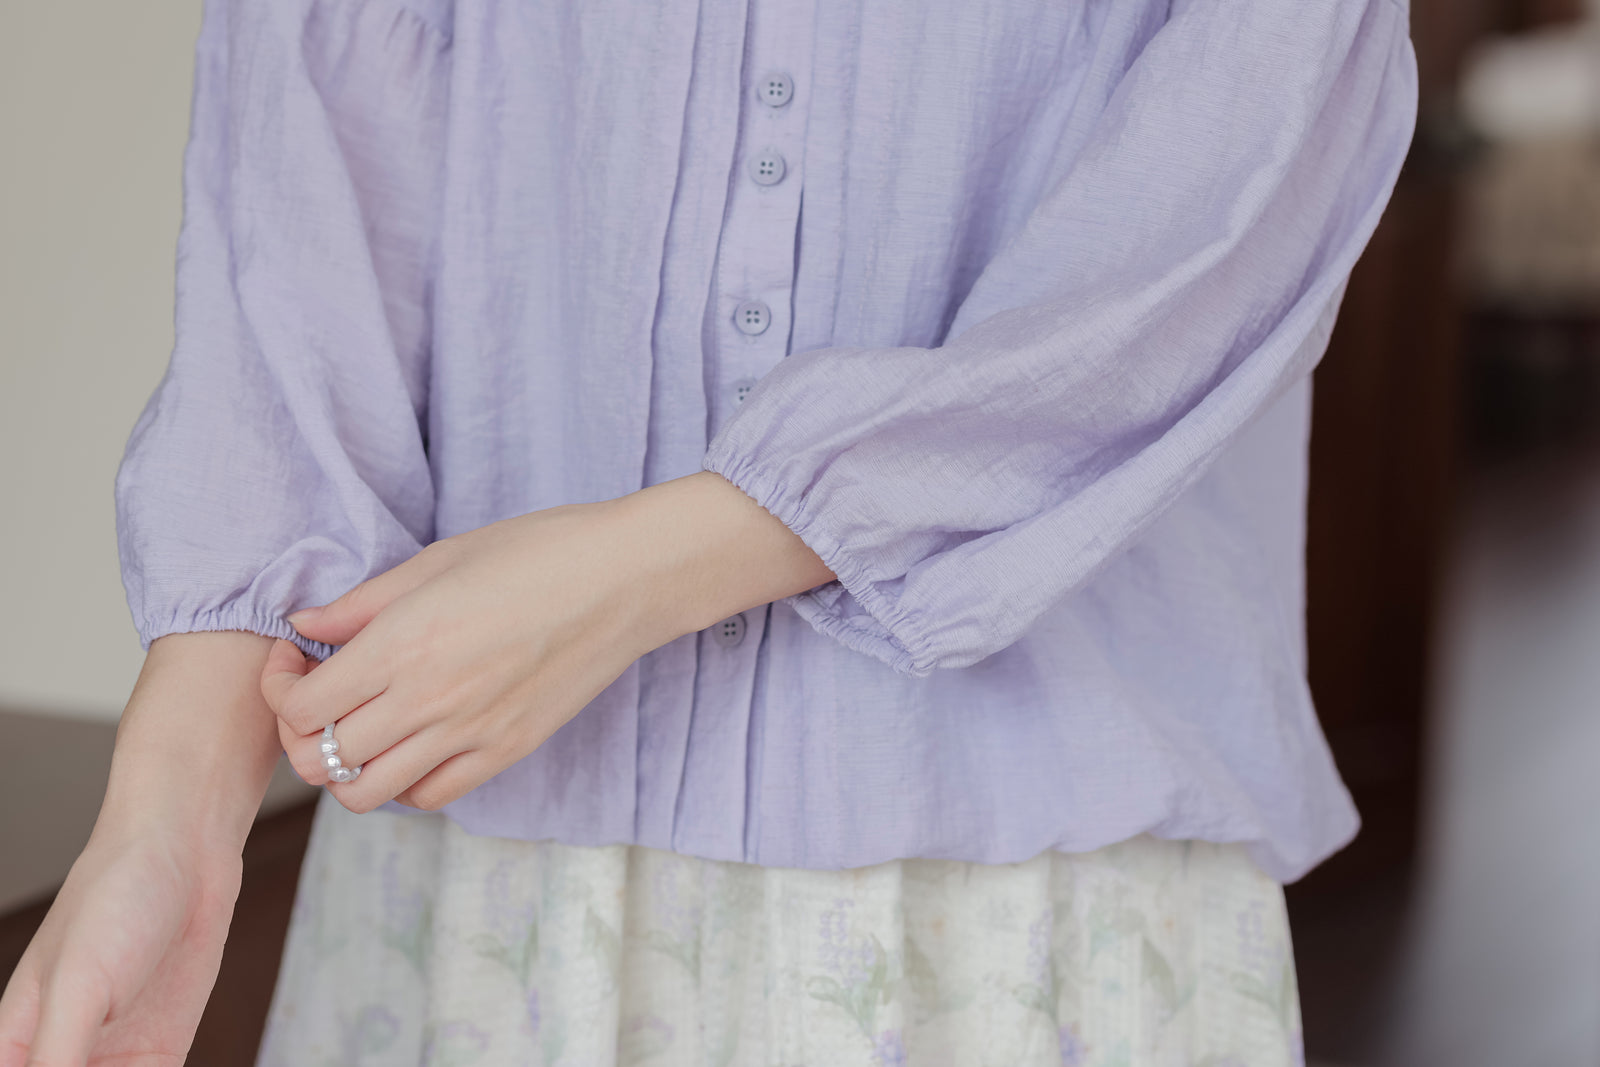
[288,606,323,627]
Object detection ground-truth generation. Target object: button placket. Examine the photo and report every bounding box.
[708,0,815,439]
[677,601,771,858]
[680,0,817,865]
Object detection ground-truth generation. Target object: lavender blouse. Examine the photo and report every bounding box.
[115,0,1418,881]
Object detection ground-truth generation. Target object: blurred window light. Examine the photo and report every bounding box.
[1461,24,1600,141]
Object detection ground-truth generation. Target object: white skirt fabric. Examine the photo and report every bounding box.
[257,790,1304,1066]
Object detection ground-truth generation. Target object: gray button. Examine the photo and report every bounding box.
[749,150,786,186]
[734,300,771,336]
[731,377,757,405]
[711,613,747,648]
[757,72,794,108]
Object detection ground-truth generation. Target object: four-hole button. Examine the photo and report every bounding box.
[757,71,794,108]
[749,150,786,186]
[711,613,747,648]
[733,300,771,336]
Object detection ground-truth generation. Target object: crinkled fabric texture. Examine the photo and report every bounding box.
[258,793,1303,1066]
[118,0,1420,879]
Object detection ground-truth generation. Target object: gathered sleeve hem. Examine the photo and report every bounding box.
[702,447,942,677]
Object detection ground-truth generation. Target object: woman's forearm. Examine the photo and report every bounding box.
[97,631,286,856]
[619,470,838,645]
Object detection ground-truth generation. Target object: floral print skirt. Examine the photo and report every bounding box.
[257,790,1304,1066]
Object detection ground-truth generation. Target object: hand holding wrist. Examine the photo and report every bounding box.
[260,473,835,816]
[615,469,838,646]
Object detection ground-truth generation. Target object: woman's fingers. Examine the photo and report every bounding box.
[393,748,502,813]
[287,540,461,648]
[280,689,419,787]
[262,635,389,738]
[277,715,320,785]
[258,639,313,722]
[320,728,470,815]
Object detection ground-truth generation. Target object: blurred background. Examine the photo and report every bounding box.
[2,1,1598,1064]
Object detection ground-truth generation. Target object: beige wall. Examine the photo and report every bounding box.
[0,1,203,720]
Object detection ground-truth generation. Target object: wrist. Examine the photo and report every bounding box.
[96,737,277,859]
[96,631,285,857]
[616,470,837,645]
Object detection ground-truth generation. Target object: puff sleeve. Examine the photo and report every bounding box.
[702,0,1418,676]
[114,0,451,659]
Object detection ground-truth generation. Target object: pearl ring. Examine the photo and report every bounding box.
[320,722,363,784]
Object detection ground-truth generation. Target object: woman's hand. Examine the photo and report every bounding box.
[0,830,240,1067]
[0,632,284,1067]
[263,470,835,813]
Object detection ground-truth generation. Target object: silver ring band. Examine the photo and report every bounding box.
[320,723,363,783]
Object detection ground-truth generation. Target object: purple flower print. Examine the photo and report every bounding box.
[473,858,539,986]
[818,897,854,947]
[871,1028,907,1067]
[484,859,537,947]
[817,898,875,985]
[1026,908,1053,991]
[523,988,541,1038]
[1058,1023,1086,1066]
[1235,899,1281,977]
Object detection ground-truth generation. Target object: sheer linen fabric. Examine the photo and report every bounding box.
[258,791,1303,1067]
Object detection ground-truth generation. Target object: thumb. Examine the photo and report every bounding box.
[287,545,452,646]
[259,638,314,720]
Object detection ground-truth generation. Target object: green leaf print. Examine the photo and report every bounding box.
[1011,982,1056,1021]
[520,915,540,983]
[904,934,940,1008]
[1141,936,1178,1016]
[1086,893,1145,964]
[904,934,973,1022]
[1228,958,1298,1032]
[584,905,622,983]
[804,933,893,1037]
[805,975,852,1014]
[470,916,540,987]
[382,896,435,977]
[645,927,701,981]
